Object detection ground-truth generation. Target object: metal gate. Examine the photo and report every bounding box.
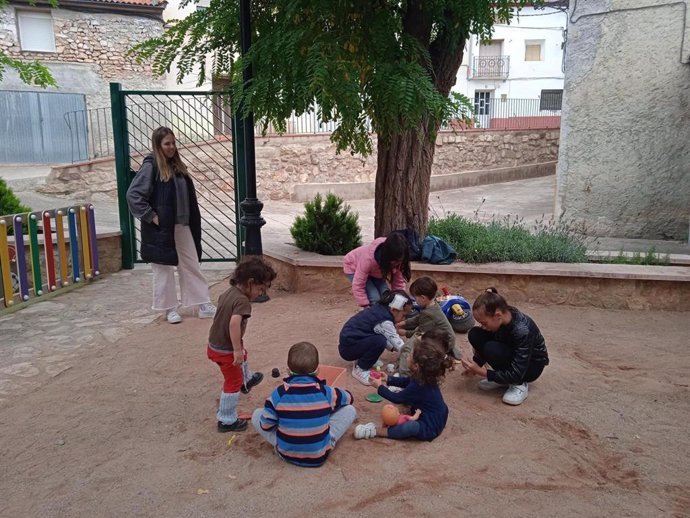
[111,83,243,266]
[0,90,88,163]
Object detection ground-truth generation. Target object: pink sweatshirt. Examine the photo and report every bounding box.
[343,237,407,306]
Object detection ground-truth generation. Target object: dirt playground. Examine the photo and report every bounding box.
[1,286,689,517]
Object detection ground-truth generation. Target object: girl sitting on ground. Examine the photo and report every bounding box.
[354,329,452,441]
[460,288,549,406]
[338,290,412,386]
[343,232,411,307]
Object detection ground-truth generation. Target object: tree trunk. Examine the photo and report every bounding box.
[373,8,466,238]
[374,123,438,238]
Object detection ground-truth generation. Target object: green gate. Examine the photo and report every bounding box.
[111,83,245,268]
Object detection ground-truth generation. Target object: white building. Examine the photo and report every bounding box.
[453,2,568,127]
[162,0,217,91]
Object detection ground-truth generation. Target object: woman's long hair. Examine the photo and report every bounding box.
[151,127,188,182]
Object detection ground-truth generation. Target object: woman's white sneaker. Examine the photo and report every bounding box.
[502,383,528,405]
[198,303,216,319]
[166,309,182,324]
[354,422,377,440]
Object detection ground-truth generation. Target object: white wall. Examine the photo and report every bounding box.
[162,0,213,90]
[454,5,567,100]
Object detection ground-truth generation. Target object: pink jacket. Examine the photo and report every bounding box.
[343,237,407,306]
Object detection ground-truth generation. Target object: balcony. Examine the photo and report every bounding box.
[471,55,510,79]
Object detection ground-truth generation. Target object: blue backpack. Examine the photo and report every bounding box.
[421,235,457,265]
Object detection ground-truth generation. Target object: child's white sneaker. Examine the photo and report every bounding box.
[502,383,528,405]
[354,422,377,440]
[166,309,182,324]
[478,379,508,391]
[351,364,371,386]
[198,303,216,319]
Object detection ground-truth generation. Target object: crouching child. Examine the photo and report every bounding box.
[252,342,357,467]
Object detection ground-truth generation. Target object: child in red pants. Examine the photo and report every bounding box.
[207,256,277,432]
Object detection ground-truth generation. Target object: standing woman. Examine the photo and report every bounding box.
[126,126,216,324]
[343,232,411,307]
[460,288,549,405]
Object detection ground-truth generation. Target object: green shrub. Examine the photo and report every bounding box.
[290,193,362,255]
[0,178,30,217]
[427,213,588,264]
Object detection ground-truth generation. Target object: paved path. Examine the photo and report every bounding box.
[0,265,228,404]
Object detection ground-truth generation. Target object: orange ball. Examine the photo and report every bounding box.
[381,404,400,427]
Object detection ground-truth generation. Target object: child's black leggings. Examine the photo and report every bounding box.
[468,327,543,383]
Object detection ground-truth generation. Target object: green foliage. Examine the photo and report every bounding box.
[0,0,58,87]
[428,213,588,264]
[0,178,31,216]
[290,193,362,255]
[0,54,57,88]
[606,248,670,266]
[131,0,537,156]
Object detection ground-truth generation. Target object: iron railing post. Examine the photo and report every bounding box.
[110,82,135,269]
[232,108,247,258]
[238,0,265,257]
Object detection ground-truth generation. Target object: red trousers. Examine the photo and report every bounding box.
[207,345,247,393]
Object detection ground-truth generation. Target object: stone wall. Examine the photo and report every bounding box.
[0,7,165,108]
[555,0,690,240]
[263,252,690,311]
[39,129,560,201]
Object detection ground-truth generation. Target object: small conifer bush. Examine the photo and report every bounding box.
[290,193,362,255]
[0,178,30,216]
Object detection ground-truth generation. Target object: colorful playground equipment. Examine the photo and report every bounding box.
[0,204,100,308]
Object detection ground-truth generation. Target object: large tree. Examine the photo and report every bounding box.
[134,0,534,237]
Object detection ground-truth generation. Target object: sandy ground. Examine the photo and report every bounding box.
[1,284,689,517]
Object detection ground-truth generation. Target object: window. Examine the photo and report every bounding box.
[17,10,56,52]
[540,89,563,111]
[474,91,492,116]
[479,39,503,57]
[525,40,544,62]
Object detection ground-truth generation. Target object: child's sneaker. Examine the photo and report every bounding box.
[166,309,182,324]
[354,422,377,440]
[217,418,248,432]
[198,303,216,319]
[241,372,264,394]
[478,379,508,391]
[502,383,528,405]
[351,365,371,386]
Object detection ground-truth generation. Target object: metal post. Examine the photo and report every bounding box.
[110,82,135,269]
[238,0,265,256]
[232,108,247,258]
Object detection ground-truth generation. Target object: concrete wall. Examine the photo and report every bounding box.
[555,0,690,240]
[263,251,690,311]
[0,7,165,108]
[38,129,560,201]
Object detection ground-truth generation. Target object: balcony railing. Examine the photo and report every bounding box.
[471,55,510,79]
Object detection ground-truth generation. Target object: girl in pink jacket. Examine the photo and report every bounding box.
[343,232,411,307]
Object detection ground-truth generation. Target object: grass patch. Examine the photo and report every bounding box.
[604,247,670,266]
[428,213,589,264]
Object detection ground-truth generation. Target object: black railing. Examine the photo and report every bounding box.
[471,56,510,79]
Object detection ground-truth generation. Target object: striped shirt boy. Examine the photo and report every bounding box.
[259,374,354,467]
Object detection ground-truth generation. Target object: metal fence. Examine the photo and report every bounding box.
[111,86,241,264]
[66,97,559,162]
[469,97,561,130]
